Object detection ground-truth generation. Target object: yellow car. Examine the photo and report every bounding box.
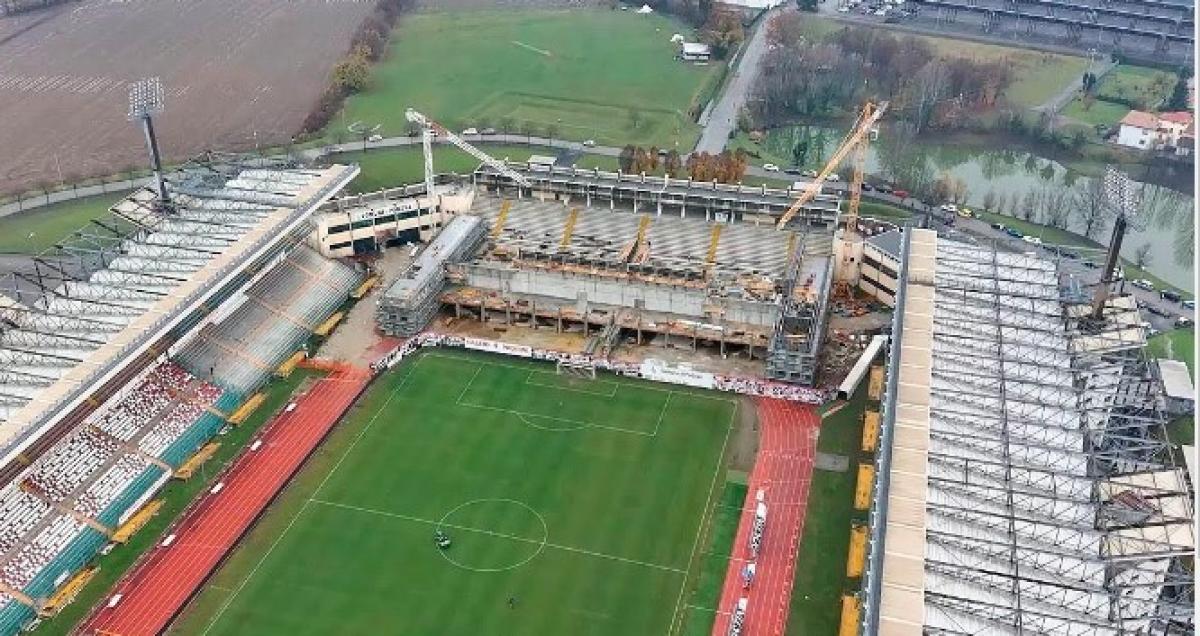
[956,207,974,218]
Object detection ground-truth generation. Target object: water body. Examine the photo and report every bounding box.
[760,125,1195,290]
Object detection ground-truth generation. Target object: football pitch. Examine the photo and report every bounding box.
[173,351,736,635]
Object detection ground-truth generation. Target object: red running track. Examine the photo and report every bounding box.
[711,398,820,636]
[78,365,371,636]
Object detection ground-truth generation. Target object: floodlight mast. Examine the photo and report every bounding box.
[1090,166,1140,320]
[127,78,169,206]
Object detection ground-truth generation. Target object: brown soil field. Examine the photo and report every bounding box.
[0,0,374,195]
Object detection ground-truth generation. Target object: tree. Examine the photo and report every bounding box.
[618,145,637,173]
[1133,242,1153,268]
[736,107,753,134]
[1070,178,1110,240]
[500,117,516,135]
[982,189,997,212]
[1166,74,1190,111]
[1020,191,1036,221]
[332,47,371,93]
[664,150,682,177]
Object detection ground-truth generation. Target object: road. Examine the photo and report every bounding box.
[693,7,782,154]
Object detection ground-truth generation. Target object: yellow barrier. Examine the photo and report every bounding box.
[861,410,880,453]
[228,393,266,425]
[854,463,875,510]
[275,350,306,378]
[868,365,884,401]
[350,275,379,300]
[40,566,98,616]
[847,524,868,578]
[838,595,862,636]
[313,311,344,337]
[174,442,221,480]
[112,500,164,544]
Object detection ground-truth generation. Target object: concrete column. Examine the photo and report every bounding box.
[480,303,485,321]
[530,303,536,330]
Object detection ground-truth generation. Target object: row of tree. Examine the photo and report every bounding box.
[615,145,747,183]
[301,0,413,134]
[752,17,1014,133]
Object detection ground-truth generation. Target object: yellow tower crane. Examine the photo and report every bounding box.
[774,101,887,302]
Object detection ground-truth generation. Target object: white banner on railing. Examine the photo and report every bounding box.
[463,337,532,358]
[639,359,715,390]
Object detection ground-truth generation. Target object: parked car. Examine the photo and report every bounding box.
[1082,260,1099,269]
[1161,289,1182,303]
[1022,235,1043,245]
[784,167,802,175]
[1131,279,1155,292]
[1176,316,1194,328]
[828,173,841,181]
[990,222,1005,230]
[1059,250,1079,259]
[582,139,596,147]
[1182,299,1196,310]
[861,183,874,191]
[1146,304,1170,317]
[1004,228,1023,238]
[762,163,780,172]
[462,127,479,136]
[481,127,497,135]
[802,169,818,178]
[876,183,894,194]
[892,189,909,199]
[367,134,383,142]
[940,203,958,214]
[956,207,974,218]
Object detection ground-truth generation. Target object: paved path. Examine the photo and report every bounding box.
[0,178,148,220]
[694,8,782,154]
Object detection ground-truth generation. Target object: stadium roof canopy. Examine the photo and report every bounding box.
[865,229,1194,635]
[0,156,356,464]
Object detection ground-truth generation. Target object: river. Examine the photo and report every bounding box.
[755,125,1195,290]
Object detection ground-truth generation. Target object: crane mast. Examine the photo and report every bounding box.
[404,108,532,190]
[775,101,887,230]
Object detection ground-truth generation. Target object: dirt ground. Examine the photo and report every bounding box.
[317,248,413,363]
[0,0,372,195]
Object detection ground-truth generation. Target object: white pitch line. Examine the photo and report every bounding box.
[310,498,685,574]
[668,400,737,636]
[201,360,425,635]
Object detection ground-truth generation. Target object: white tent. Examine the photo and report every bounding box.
[636,4,654,13]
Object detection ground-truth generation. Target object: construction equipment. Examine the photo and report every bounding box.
[775,101,887,231]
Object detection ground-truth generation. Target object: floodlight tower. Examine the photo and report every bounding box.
[1090,166,1141,320]
[127,77,169,206]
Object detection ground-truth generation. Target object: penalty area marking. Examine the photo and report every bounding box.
[524,370,619,397]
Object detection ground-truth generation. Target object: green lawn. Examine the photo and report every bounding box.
[681,478,748,636]
[1097,65,1176,110]
[173,351,734,635]
[36,371,319,636]
[1147,328,1195,377]
[0,193,125,254]
[786,387,867,636]
[331,9,722,151]
[334,144,554,193]
[1061,97,1130,128]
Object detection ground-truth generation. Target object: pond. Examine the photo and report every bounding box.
[753,125,1195,290]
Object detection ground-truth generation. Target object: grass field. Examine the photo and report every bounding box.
[786,387,867,635]
[174,351,736,635]
[332,9,722,151]
[1096,65,1175,110]
[0,193,124,254]
[1061,97,1131,128]
[334,144,554,193]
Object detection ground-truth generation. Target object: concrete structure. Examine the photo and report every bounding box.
[473,161,842,228]
[377,215,486,337]
[1156,358,1195,416]
[441,195,834,384]
[859,229,902,307]
[314,182,475,257]
[1116,110,1195,154]
[861,229,1194,635]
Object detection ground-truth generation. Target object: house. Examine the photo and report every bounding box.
[1115,110,1195,154]
[679,42,712,62]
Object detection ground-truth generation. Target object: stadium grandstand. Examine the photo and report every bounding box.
[0,155,361,632]
[910,0,1193,60]
[859,229,1194,634]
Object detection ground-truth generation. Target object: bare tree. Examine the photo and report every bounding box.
[1070,178,1110,240]
[1133,243,1153,268]
[982,189,997,212]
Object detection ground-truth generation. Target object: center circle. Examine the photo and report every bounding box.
[435,498,548,572]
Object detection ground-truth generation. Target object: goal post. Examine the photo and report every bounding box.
[556,359,597,380]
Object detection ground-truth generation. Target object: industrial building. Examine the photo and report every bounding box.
[860,229,1194,635]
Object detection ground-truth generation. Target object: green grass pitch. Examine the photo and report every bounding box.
[330,9,723,151]
[173,351,736,635]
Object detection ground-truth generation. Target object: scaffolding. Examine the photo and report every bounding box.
[863,230,1194,635]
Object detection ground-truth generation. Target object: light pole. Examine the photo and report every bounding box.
[127,78,169,207]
